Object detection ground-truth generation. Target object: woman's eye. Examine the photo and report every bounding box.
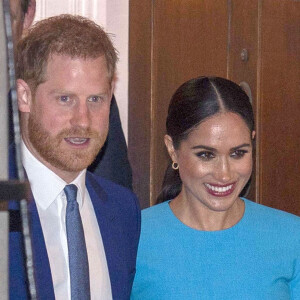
[196,151,215,161]
[231,149,248,159]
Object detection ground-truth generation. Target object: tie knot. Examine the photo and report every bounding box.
[64,184,78,203]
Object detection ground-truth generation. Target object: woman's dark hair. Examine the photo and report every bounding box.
[156,76,255,204]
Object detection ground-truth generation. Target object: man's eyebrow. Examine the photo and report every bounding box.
[49,89,74,95]
[49,90,107,96]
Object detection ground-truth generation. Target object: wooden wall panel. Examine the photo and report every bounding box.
[151,0,229,205]
[129,0,300,215]
[128,0,153,208]
[259,0,300,215]
[228,0,259,201]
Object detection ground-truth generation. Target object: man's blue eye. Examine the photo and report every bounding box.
[60,96,70,102]
[88,96,102,102]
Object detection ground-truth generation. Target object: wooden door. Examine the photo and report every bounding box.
[228,0,259,201]
[258,0,300,214]
[129,0,300,215]
[129,0,229,207]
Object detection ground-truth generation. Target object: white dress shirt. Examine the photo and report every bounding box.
[22,141,112,300]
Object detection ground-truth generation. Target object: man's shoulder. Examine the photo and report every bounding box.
[86,171,139,207]
[86,171,141,241]
[86,171,132,192]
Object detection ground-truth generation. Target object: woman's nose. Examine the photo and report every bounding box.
[214,157,232,183]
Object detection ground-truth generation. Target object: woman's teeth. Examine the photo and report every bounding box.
[205,183,233,193]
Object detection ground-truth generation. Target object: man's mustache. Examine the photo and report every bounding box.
[57,127,100,139]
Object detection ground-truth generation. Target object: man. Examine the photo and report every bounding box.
[10,15,140,299]
[9,0,133,190]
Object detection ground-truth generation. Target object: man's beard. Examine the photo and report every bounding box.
[28,113,107,173]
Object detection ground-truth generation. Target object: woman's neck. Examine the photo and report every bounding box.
[169,193,245,231]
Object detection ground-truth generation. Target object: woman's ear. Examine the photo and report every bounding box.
[164,135,177,163]
[17,79,32,113]
[252,130,256,140]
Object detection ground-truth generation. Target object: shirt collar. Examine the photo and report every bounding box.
[69,169,86,208]
[22,141,87,210]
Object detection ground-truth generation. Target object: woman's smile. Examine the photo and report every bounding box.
[204,182,236,197]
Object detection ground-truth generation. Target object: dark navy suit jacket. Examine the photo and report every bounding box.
[88,95,133,190]
[9,172,141,300]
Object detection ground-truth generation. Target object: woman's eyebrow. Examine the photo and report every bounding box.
[191,143,251,151]
[191,145,216,151]
[230,143,251,151]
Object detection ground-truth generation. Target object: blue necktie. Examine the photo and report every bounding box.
[64,184,90,300]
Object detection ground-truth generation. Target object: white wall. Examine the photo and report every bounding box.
[35,0,129,141]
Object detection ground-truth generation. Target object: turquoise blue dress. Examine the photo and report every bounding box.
[131,198,300,299]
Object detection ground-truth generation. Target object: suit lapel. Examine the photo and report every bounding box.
[29,197,55,299]
[86,173,120,298]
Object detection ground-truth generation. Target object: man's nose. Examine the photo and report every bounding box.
[70,101,90,128]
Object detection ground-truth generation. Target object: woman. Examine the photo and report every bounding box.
[131,77,300,299]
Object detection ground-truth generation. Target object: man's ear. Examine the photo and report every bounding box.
[23,0,36,31]
[17,79,32,113]
[164,135,177,163]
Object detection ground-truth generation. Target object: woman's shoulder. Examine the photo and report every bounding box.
[140,201,175,233]
[243,198,300,230]
[142,201,171,218]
